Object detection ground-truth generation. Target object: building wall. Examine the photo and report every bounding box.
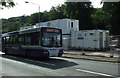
[70,30,109,50]
[62,35,70,50]
[36,18,79,34]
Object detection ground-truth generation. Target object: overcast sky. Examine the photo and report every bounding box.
[0,0,103,19]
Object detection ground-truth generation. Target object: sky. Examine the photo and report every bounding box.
[0,0,103,19]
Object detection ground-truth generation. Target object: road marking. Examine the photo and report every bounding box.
[76,69,117,77]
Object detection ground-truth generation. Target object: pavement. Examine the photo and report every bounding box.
[62,50,120,63]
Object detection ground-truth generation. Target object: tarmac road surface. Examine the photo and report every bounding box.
[0,54,119,78]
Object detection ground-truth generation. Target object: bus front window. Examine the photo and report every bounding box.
[42,33,62,47]
[53,34,61,47]
[42,33,53,47]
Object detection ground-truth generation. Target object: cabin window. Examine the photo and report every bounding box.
[90,33,94,35]
[71,22,73,28]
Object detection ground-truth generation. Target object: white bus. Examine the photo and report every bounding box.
[2,27,63,58]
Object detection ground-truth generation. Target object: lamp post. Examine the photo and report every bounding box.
[25,1,40,27]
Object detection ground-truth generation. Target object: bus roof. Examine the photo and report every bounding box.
[19,27,61,34]
[2,27,62,36]
[2,31,19,37]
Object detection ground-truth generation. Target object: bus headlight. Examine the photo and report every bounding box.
[44,51,49,54]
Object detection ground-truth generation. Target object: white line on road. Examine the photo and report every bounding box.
[76,69,117,77]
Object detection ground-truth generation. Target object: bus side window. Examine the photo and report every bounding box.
[25,34,31,45]
[2,37,4,44]
[4,37,6,44]
[19,35,24,45]
[13,35,18,44]
[31,32,39,45]
[34,34,39,45]
[6,36,10,44]
[9,36,13,44]
[2,37,5,44]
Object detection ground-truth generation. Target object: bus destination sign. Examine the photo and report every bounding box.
[46,28,60,33]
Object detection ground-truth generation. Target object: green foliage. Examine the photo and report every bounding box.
[91,8,109,30]
[49,4,66,20]
[27,13,39,25]
[3,22,20,33]
[2,16,29,33]
[27,11,49,25]
[103,2,120,35]
[41,11,49,22]
[64,2,94,30]
[0,1,15,9]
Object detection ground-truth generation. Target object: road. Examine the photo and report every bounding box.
[0,53,119,78]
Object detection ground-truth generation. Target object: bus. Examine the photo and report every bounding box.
[2,27,63,58]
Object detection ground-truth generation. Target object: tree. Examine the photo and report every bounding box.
[103,2,120,35]
[27,13,39,25]
[49,4,66,20]
[2,22,21,33]
[91,8,109,30]
[2,15,29,33]
[27,11,50,25]
[64,2,94,30]
[41,11,49,22]
[0,0,15,9]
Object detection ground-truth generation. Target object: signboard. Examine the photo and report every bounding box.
[42,28,61,33]
[46,29,59,33]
